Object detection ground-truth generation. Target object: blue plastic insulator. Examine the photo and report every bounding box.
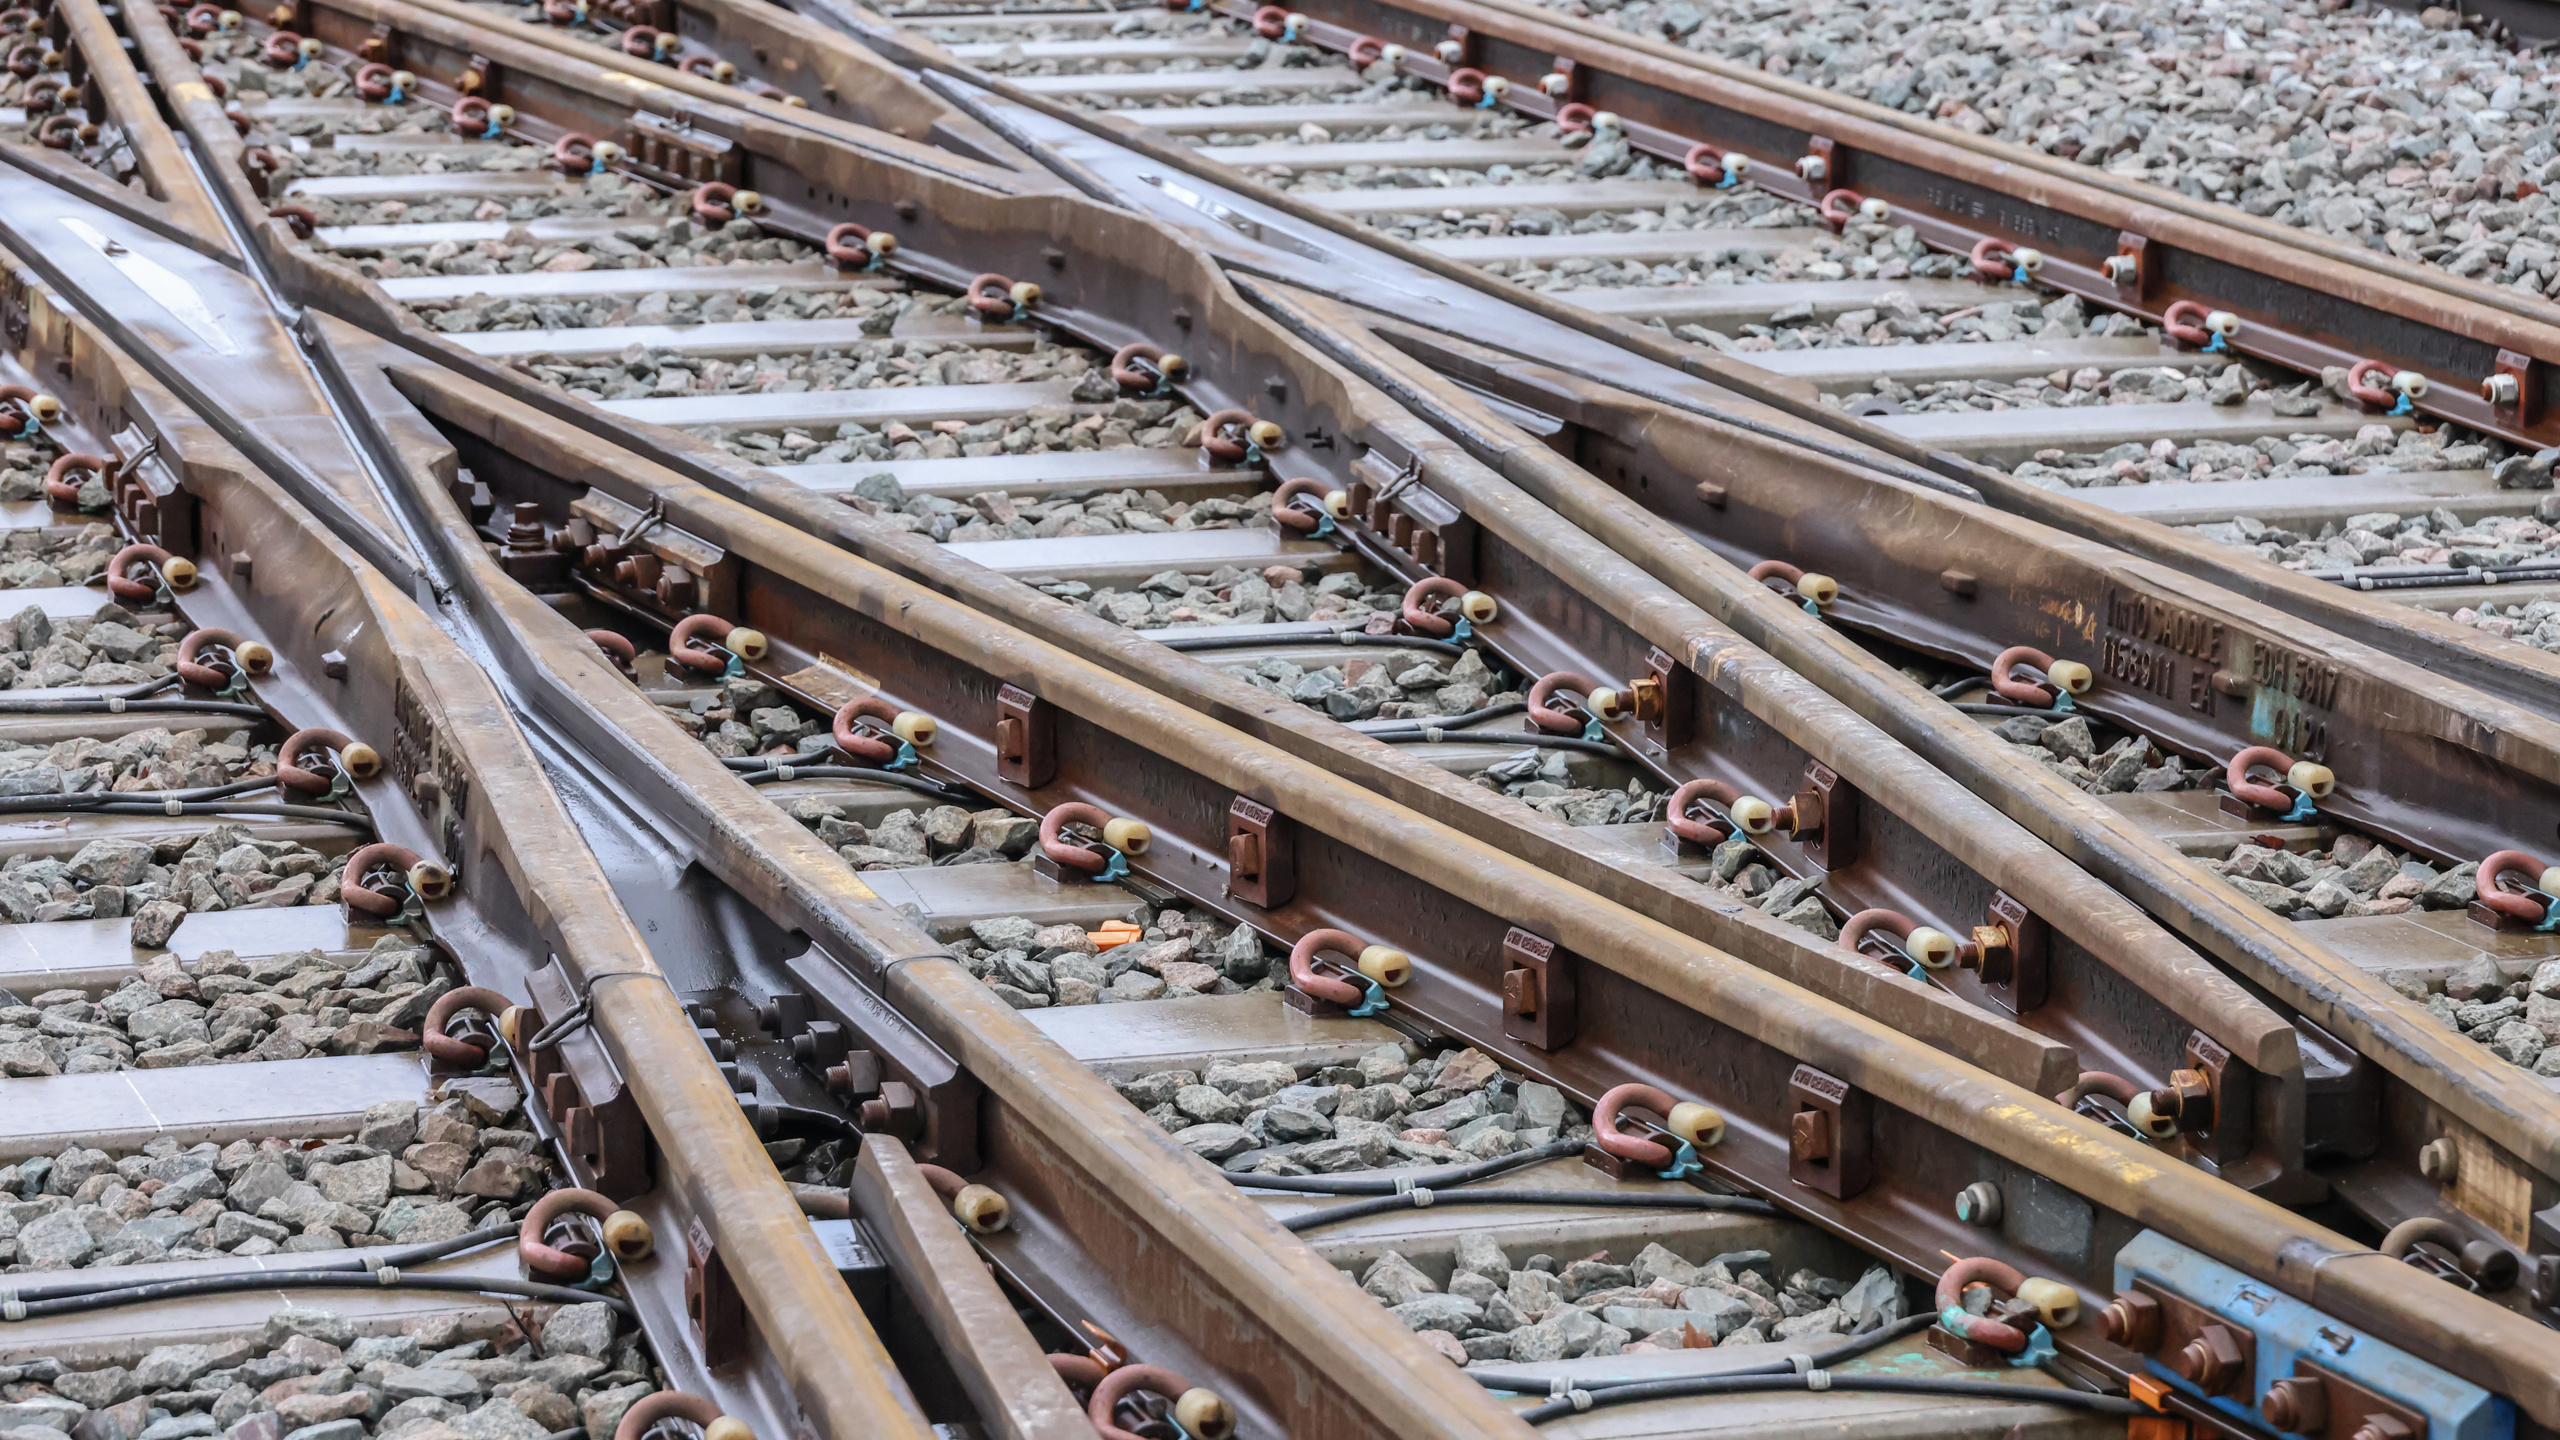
[1348,977,1390,1017]
[1581,718,1604,742]
[2011,1324,2056,1368]
[2050,691,2076,714]
[1451,619,1472,641]
[1099,849,1129,882]
[885,741,918,772]
[1802,597,1823,617]
[1654,1139,1702,1182]
[1311,513,1334,539]
[2281,794,2319,823]
[2205,333,2227,353]
[2391,396,2414,416]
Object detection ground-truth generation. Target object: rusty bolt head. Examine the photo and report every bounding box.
[1788,1108,1832,1163]
[1967,923,2013,977]
[2097,1289,2160,1351]
[2262,1377,2328,1432]
[1627,674,1665,725]
[2171,1323,2247,1396]
[2352,1418,2417,1440]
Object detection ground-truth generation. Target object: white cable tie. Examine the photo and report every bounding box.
[1408,1186,1435,1208]
[1548,1379,1570,1398]
[1,1299,21,1322]
[1338,632,1357,645]
[1567,1389,1593,1412]
[375,1266,400,1285]
[1423,726,1444,743]
[1394,1174,1416,1194]
[1805,1370,1832,1392]
[774,764,795,782]
[1787,1352,1814,1374]
[362,1254,386,1271]
[165,797,183,815]
[106,696,125,713]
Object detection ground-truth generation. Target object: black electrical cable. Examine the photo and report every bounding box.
[726,759,974,802]
[0,1226,514,1302]
[1159,630,1469,658]
[1514,1373,2148,1424]
[1952,702,2060,719]
[1930,675,1986,698]
[1233,1138,1581,1195]
[1348,699,1526,733]
[1281,1187,1775,1233]
[1357,730,1619,756]
[0,696,267,718]
[47,800,374,827]
[0,775,275,814]
[2,1268,624,1321]
[1468,1314,1939,1396]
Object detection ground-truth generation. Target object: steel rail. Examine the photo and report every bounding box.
[771,0,2560,727]
[0,158,945,1440]
[188,0,2350,1198]
[349,336,2560,1429]
[1251,280,2560,1207]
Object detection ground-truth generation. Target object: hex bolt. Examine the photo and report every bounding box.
[1954,1181,2003,1227]
[1789,1108,1832,1163]
[2169,1322,2248,1396]
[2097,1289,2160,1350]
[2262,1377,2327,1433]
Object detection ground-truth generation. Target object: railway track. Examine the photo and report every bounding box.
[0,206,982,1440]
[132,0,2560,1221]
[0,0,2554,1436]
[70,0,2560,1292]
[758,0,2560,718]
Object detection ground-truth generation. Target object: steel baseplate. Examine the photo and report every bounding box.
[2110,1231,2511,1439]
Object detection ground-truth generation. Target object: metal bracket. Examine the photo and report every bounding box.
[2111,231,2152,303]
[785,948,978,1171]
[684,1217,748,1367]
[1638,647,1695,750]
[1969,891,2047,1013]
[1500,926,1576,1051]
[522,963,651,1200]
[357,20,393,62]
[1792,762,1859,870]
[1787,1064,1870,1199]
[994,683,1055,789]
[1805,134,1840,185]
[1224,796,1294,909]
[2494,348,2541,428]
[1442,21,1476,66]
[457,53,494,96]
[1547,57,1584,102]
[2179,1031,2252,1168]
[626,110,740,186]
